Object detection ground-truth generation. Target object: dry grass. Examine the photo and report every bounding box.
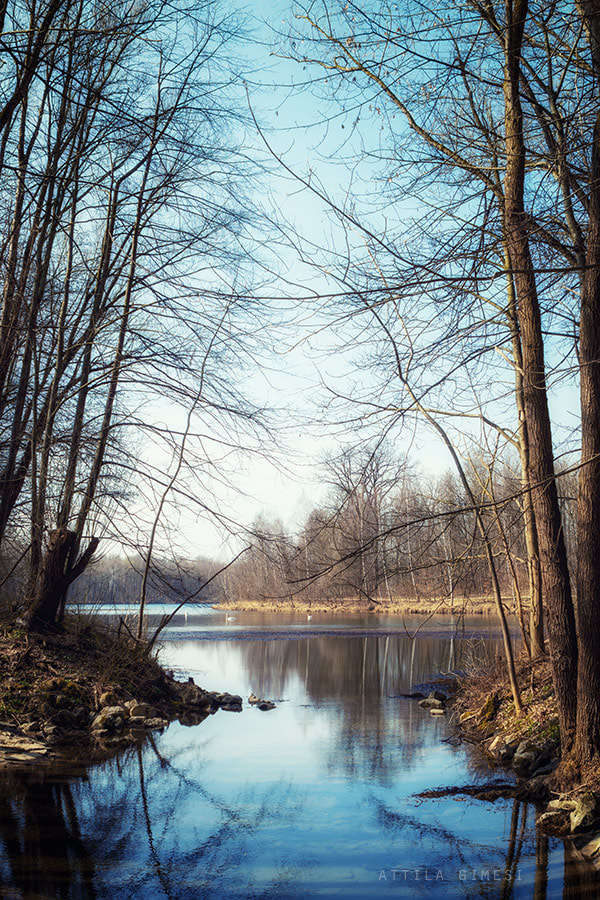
[217,594,523,616]
[453,652,559,750]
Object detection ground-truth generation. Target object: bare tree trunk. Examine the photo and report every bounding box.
[502,245,544,656]
[502,0,577,749]
[573,0,600,767]
[20,530,99,631]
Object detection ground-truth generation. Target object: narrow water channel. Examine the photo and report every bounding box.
[0,607,598,899]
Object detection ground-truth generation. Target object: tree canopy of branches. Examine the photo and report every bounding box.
[0,0,263,630]
[279,0,600,774]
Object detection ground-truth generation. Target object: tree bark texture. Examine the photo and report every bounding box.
[574,0,600,766]
[503,244,545,656]
[21,529,99,631]
[502,0,578,749]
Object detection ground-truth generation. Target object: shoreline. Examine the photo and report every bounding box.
[215,595,517,617]
[448,655,600,871]
[0,617,238,769]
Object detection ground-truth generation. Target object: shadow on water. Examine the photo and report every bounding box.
[0,742,311,900]
[0,764,597,899]
[0,618,598,898]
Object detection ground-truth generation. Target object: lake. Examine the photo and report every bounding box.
[0,606,598,899]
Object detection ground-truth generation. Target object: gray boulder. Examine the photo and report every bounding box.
[144,717,169,729]
[174,681,211,707]
[211,692,243,711]
[499,742,519,763]
[127,716,148,728]
[548,796,578,812]
[127,702,157,719]
[571,792,600,833]
[537,809,568,829]
[91,705,126,732]
[488,734,520,762]
[512,739,547,775]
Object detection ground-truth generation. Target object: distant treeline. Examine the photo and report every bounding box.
[0,447,576,615]
[68,555,221,607]
[0,552,221,613]
[219,448,576,611]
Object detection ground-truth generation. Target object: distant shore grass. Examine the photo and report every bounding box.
[214,595,523,616]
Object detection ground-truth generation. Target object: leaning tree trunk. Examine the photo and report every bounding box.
[502,0,578,751]
[20,529,98,631]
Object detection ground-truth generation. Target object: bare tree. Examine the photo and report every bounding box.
[0,0,266,629]
[277,0,600,766]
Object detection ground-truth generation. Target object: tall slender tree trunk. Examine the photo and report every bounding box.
[502,0,577,750]
[573,0,600,767]
[503,244,544,656]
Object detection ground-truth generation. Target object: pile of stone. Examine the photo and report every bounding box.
[537,792,599,833]
[0,673,250,766]
[172,679,243,712]
[90,680,246,739]
[475,700,600,869]
[248,693,276,711]
[486,733,559,779]
[536,792,600,870]
[91,693,170,738]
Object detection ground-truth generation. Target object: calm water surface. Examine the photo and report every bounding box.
[1,606,598,899]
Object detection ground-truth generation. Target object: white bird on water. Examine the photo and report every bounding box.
[226,615,236,622]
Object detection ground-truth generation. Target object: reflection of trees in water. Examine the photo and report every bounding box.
[322,694,459,785]
[0,769,97,899]
[235,633,497,782]
[0,723,597,898]
[0,740,307,900]
[375,793,600,900]
[236,633,500,704]
[135,738,307,900]
[562,840,600,899]
[373,794,600,900]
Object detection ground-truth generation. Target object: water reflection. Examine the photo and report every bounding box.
[233,631,479,701]
[0,622,598,898]
[0,770,96,898]
[1,764,594,899]
[0,744,311,899]
[166,631,496,783]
